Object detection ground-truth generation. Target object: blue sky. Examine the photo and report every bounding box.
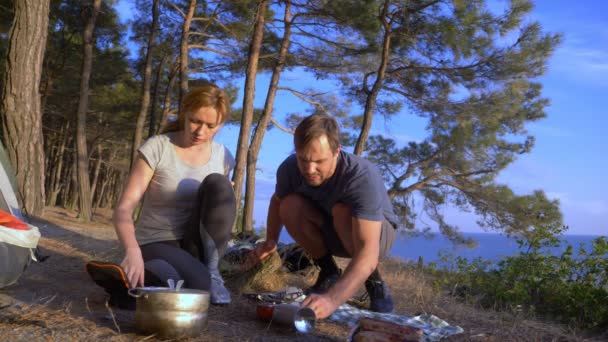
[117,1,607,236]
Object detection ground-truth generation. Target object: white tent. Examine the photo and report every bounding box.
[0,142,41,288]
[0,143,24,219]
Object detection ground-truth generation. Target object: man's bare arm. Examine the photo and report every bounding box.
[253,193,282,260]
[302,218,381,318]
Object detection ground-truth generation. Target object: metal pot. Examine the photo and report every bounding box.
[128,286,210,338]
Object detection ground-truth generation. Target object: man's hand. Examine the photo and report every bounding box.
[246,240,277,269]
[250,239,278,263]
[120,247,145,288]
[301,293,340,319]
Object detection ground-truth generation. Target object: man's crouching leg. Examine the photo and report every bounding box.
[279,194,341,294]
[332,203,396,313]
[364,220,397,313]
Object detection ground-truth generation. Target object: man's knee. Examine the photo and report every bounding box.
[278,193,307,221]
[279,194,325,231]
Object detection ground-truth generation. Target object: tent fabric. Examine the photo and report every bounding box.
[0,221,40,288]
[0,141,40,288]
[0,143,23,220]
[0,209,28,230]
[0,242,32,288]
[0,223,41,249]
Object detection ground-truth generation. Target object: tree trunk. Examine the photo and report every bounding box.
[0,0,50,216]
[179,0,197,106]
[243,1,292,233]
[40,74,54,117]
[149,54,167,137]
[109,171,126,208]
[159,59,179,132]
[232,0,269,230]
[67,153,78,210]
[90,144,103,202]
[131,0,160,168]
[56,139,73,207]
[95,147,117,209]
[99,169,113,209]
[44,134,56,178]
[44,128,60,190]
[354,0,392,156]
[74,0,102,221]
[47,121,70,206]
[94,167,109,209]
[93,173,105,209]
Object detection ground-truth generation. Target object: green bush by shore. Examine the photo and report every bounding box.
[431,236,608,331]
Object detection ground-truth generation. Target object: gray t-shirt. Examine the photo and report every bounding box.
[275,151,399,227]
[135,133,235,245]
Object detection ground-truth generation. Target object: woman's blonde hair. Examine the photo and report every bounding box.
[161,83,230,133]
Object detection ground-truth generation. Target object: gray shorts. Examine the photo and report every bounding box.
[320,214,397,259]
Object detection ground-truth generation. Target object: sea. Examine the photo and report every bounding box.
[278,232,605,267]
[388,232,604,266]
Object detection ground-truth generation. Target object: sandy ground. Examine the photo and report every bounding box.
[0,207,601,341]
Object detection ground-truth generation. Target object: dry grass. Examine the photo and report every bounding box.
[0,207,602,341]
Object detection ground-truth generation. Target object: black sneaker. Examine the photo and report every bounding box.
[365,279,394,313]
[305,269,341,295]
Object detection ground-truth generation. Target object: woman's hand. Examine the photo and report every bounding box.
[120,247,145,288]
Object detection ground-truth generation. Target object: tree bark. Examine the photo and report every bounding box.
[131,0,160,168]
[0,0,50,216]
[179,0,197,107]
[74,0,102,220]
[243,1,292,233]
[232,0,269,231]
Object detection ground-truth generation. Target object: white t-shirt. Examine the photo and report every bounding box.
[135,133,235,245]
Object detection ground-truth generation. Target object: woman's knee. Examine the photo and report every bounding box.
[201,173,233,194]
[198,174,236,211]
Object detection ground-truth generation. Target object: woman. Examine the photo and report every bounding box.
[113,83,236,305]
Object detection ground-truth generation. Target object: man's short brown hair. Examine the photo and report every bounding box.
[294,114,340,152]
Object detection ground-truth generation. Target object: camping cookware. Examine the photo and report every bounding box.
[256,303,316,333]
[128,280,210,339]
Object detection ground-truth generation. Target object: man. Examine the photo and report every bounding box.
[253,114,399,319]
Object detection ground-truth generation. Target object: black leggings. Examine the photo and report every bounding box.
[140,173,236,289]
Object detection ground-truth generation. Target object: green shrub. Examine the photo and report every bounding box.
[434,236,608,331]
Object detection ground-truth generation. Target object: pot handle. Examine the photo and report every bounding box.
[128,288,144,298]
